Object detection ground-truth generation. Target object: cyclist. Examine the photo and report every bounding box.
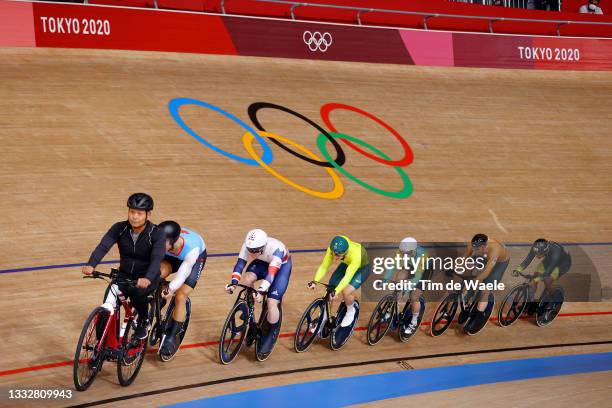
[385,237,432,335]
[225,229,292,354]
[158,220,207,357]
[461,233,510,332]
[309,235,370,328]
[513,238,571,315]
[82,193,165,339]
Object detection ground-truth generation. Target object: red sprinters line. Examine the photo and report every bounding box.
[1,310,611,378]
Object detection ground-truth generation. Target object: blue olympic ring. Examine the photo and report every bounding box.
[168,97,273,166]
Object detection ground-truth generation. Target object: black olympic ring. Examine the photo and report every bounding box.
[247,102,346,168]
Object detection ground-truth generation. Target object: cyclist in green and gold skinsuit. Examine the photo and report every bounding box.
[308,236,369,328]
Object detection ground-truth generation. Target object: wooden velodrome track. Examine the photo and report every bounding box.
[0,46,611,407]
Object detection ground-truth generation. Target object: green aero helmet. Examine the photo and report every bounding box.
[330,236,349,255]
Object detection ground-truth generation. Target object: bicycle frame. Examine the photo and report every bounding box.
[87,271,140,357]
[235,284,268,335]
[451,273,479,313]
[97,292,136,353]
[311,282,345,334]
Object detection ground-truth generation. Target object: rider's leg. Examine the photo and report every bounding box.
[468,260,508,332]
[259,260,291,354]
[477,259,509,312]
[339,264,370,327]
[264,259,291,324]
[172,285,193,322]
[160,260,172,280]
[409,288,422,320]
[477,289,490,312]
[171,255,203,322]
[529,264,545,314]
[340,284,357,327]
[543,268,560,295]
[409,268,429,318]
[161,284,193,355]
[403,287,423,334]
[162,255,205,356]
[242,271,258,286]
[125,279,158,339]
[266,298,280,324]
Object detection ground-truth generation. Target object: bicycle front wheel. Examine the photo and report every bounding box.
[117,318,148,386]
[219,300,249,364]
[73,307,108,391]
[294,298,326,353]
[430,293,459,337]
[367,294,395,346]
[498,284,528,327]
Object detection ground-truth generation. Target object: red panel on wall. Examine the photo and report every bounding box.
[32,2,237,55]
[453,31,612,70]
[88,0,150,7]
[157,0,207,12]
[224,16,413,64]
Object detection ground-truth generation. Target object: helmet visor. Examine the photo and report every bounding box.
[400,249,417,257]
[247,246,265,254]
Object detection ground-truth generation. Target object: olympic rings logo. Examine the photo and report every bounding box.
[303,31,332,52]
[168,97,414,200]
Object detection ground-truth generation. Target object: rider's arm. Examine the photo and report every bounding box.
[386,266,398,282]
[334,245,362,294]
[462,245,473,259]
[515,248,536,272]
[474,247,499,282]
[231,244,248,284]
[313,248,333,282]
[86,222,125,268]
[168,247,200,293]
[145,227,166,282]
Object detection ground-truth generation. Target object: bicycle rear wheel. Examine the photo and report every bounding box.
[294,298,326,353]
[498,285,528,327]
[331,300,360,350]
[73,307,108,391]
[367,294,395,346]
[536,287,565,327]
[430,293,459,337]
[219,300,249,364]
[117,317,148,386]
[159,297,190,362]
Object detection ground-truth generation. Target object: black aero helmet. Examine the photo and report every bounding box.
[471,233,488,248]
[127,192,154,211]
[533,238,550,255]
[159,220,181,245]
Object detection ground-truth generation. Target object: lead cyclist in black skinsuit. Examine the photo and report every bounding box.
[81,193,166,339]
[513,238,571,314]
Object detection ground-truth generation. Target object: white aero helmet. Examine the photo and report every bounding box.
[399,237,418,253]
[245,229,268,253]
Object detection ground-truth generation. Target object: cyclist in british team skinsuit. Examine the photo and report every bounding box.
[225,229,292,355]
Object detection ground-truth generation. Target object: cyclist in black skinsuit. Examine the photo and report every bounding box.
[513,238,571,314]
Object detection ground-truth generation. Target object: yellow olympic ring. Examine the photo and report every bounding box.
[242,131,344,200]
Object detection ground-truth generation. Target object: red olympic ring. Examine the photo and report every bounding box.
[320,103,414,167]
